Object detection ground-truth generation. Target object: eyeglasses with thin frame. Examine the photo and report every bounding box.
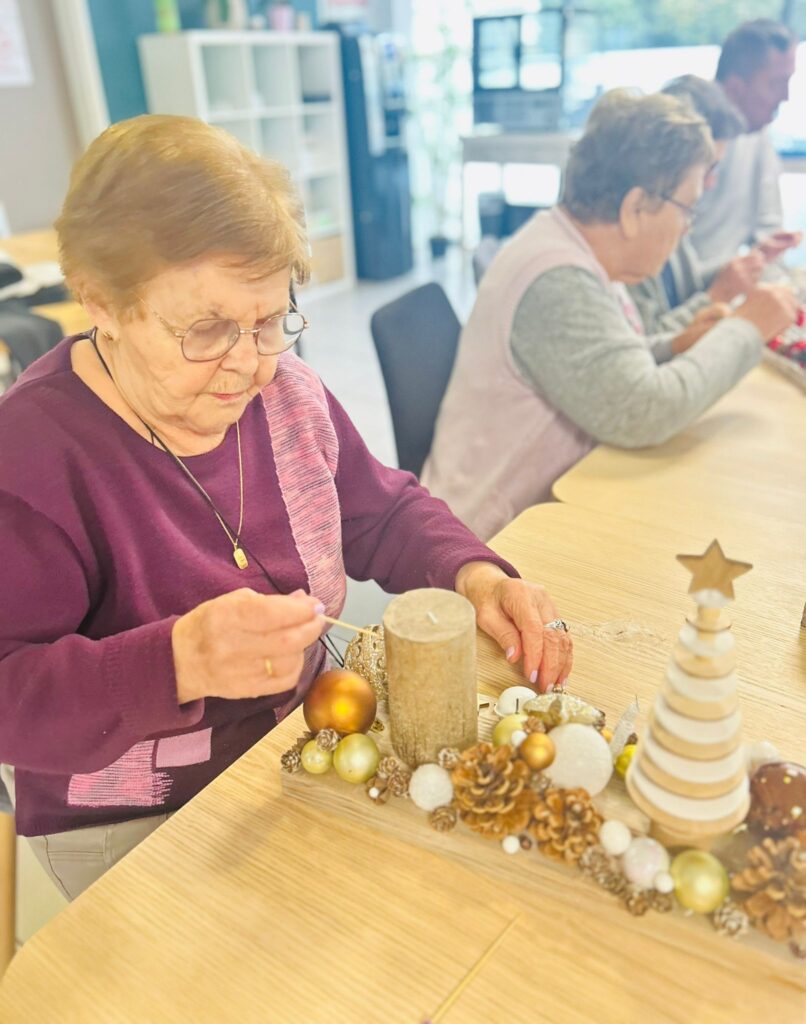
[140,297,310,363]
[659,194,697,226]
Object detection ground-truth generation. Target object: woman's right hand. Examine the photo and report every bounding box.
[734,284,800,342]
[172,589,325,704]
[708,251,765,303]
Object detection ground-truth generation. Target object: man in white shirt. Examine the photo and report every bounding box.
[690,19,800,280]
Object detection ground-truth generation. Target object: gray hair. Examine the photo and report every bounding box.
[663,75,746,141]
[563,89,714,224]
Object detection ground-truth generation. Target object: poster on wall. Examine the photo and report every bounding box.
[0,0,32,87]
[318,0,371,24]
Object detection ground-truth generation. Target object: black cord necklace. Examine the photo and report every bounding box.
[87,329,344,667]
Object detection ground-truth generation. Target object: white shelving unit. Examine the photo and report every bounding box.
[138,30,355,297]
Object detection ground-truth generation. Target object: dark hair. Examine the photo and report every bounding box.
[563,89,713,224]
[716,20,796,82]
[663,75,746,140]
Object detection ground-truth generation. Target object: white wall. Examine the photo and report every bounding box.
[0,0,80,232]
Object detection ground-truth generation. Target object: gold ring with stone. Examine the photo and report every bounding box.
[264,658,274,678]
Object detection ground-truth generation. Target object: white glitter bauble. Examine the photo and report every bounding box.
[496,686,538,717]
[510,729,527,749]
[654,871,674,894]
[622,837,670,890]
[599,819,632,857]
[501,835,521,855]
[408,764,454,812]
[544,723,613,796]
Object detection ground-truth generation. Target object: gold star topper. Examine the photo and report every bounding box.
[676,539,752,600]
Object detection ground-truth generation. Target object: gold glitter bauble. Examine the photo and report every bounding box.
[343,625,388,700]
[519,732,556,771]
[303,669,377,735]
[670,850,729,914]
[300,740,332,775]
[492,714,528,748]
[333,733,380,784]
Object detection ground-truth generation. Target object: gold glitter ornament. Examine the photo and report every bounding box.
[300,740,333,775]
[671,850,729,914]
[333,733,380,784]
[615,744,637,778]
[519,732,556,771]
[343,624,388,700]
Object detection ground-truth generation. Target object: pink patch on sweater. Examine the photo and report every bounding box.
[262,355,346,620]
[155,728,212,768]
[67,740,171,808]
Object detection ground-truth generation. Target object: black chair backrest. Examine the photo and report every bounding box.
[370,282,461,477]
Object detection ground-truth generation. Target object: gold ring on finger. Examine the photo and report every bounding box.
[264,658,274,678]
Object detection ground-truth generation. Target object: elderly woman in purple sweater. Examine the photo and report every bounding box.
[0,116,571,900]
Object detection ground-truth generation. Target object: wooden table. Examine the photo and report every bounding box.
[0,229,90,339]
[1,503,803,1024]
[553,364,806,543]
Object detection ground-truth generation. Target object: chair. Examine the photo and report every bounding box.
[0,778,15,974]
[472,236,501,285]
[370,282,461,477]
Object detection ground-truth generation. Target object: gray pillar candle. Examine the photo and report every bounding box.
[383,588,478,767]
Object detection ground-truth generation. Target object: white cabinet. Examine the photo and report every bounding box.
[138,31,355,296]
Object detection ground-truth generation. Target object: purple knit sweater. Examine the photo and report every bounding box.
[0,339,515,836]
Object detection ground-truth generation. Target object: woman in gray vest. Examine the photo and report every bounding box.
[423,90,798,540]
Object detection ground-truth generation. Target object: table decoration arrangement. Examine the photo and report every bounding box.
[281,541,805,961]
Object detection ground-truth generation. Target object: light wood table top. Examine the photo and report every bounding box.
[1,229,89,341]
[553,364,806,543]
[0,504,804,1023]
[1,229,60,266]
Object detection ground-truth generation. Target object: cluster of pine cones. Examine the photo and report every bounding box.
[449,742,601,861]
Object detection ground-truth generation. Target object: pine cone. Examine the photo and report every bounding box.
[316,728,340,752]
[429,803,458,832]
[529,786,603,864]
[451,742,535,839]
[280,748,302,774]
[387,768,411,797]
[437,747,461,771]
[731,835,806,942]
[579,844,614,878]
[623,886,650,916]
[365,776,390,804]
[524,716,546,735]
[647,891,674,914]
[293,732,313,752]
[377,756,401,779]
[713,900,750,939]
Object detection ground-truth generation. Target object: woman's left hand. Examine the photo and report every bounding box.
[455,561,572,693]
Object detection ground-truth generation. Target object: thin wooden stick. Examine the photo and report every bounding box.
[426,914,522,1023]
[321,615,378,639]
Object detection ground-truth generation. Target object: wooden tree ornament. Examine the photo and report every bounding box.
[384,588,478,767]
[626,540,753,849]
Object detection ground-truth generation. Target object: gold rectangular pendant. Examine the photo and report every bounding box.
[233,547,248,570]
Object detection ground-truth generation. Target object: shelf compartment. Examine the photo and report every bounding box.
[298,109,340,178]
[258,116,300,169]
[298,44,336,104]
[200,43,252,116]
[252,44,299,109]
[309,234,345,286]
[305,173,343,237]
